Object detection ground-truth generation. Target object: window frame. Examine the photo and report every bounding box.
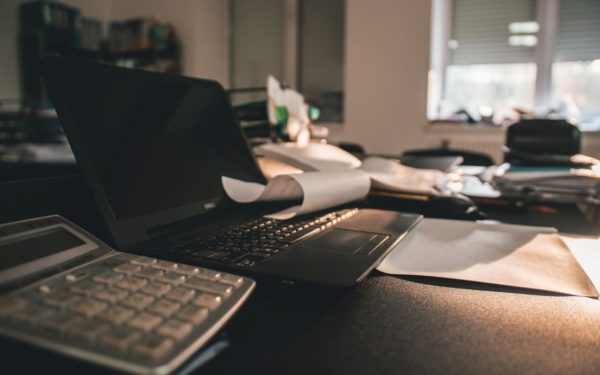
[429,0,565,124]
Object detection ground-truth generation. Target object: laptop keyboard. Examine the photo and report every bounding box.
[168,208,359,268]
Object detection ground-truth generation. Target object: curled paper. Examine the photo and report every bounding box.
[222,170,370,220]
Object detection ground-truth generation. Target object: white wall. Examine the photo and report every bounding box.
[110,0,229,85]
[328,0,437,155]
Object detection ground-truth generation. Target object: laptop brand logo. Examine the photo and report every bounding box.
[204,202,216,210]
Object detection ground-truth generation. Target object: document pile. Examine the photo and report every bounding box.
[494,168,600,203]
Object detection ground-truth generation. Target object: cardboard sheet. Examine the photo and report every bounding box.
[377,219,599,297]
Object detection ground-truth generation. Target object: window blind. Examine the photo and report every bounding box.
[555,0,600,62]
[450,0,536,65]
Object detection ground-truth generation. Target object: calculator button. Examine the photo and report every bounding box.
[133,334,174,360]
[100,327,143,352]
[160,272,186,285]
[148,300,181,317]
[152,260,178,271]
[11,305,52,325]
[185,278,232,296]
[121,293,155,310]
[67,319,110,343]
[116,277,148,291]
[136,268,164,280]
[0,296,27,316]
[219,274,244,287]
[130,257,157,266]
[70,299,107,317]
[38,312,80,334]
[165,287,195,304]
[114,263,142,274]
[70,281,104,295]
[64,272,88,283]
[192,293,222,311]
[174,264,198,276]
[195,269,221,281]
[157,319,193,341]
[44,292,81,309]
[38,284,54,294]
[176,305,208,325]
[128,312,162,332]
[94,272,125,284]
[141,282,172,297]
[99,306,135,325]
[95,288,128,303]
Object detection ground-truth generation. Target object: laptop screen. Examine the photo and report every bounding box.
[44,60,265,227]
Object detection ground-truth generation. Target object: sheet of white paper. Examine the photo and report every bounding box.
[377,219,598,297]
[459,175,502,198]
[561,235,600,295]
[254,143,362,172]
[222,170,370,220]
[359,156,444,195]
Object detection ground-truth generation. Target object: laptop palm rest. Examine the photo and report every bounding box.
[304,229,389,256]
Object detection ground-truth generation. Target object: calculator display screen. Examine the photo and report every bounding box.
[0,227,85,271]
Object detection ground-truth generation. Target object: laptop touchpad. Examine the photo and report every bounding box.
[304,228,389,255]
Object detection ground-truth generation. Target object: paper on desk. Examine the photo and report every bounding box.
[561,235,600,295]
[222,170,370,220]
[254,142,362,172]
[377,219,599,297]
[360,157,444,195]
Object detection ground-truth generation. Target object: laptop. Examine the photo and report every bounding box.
[41,57,422,287]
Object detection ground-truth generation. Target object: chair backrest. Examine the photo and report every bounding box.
[401,148,495,166]
[505,119,581,165]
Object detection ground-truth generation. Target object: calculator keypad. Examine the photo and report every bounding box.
[0,253,255,374]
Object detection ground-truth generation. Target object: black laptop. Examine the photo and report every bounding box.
[41,57,421,286]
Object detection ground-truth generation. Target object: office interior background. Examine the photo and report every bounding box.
[0,0,599,164]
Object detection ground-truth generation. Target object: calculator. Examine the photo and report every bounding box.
[0,215,255,375]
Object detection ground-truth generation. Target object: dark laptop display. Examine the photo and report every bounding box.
[42,58,421,286]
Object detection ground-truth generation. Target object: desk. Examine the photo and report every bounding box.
[5,275,600,374]
[2,176,600,374]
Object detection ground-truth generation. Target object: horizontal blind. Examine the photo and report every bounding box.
[555,0,600,62]
[450,0,536,65]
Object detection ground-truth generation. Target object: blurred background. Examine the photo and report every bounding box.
[0,0,599,180]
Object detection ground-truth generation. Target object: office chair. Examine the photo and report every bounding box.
[504,118,581,166]
[400,147,495,167]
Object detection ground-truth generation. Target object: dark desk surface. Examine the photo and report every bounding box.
[200,275,600,375]
[3,176,600,374]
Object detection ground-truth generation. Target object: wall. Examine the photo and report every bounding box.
[0,0,111,101]
[327,0,438,155]
[231,0,283,93]
[0,0,229,102]
[110,0,229,85]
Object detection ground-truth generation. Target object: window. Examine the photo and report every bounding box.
[429,0,600,130]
